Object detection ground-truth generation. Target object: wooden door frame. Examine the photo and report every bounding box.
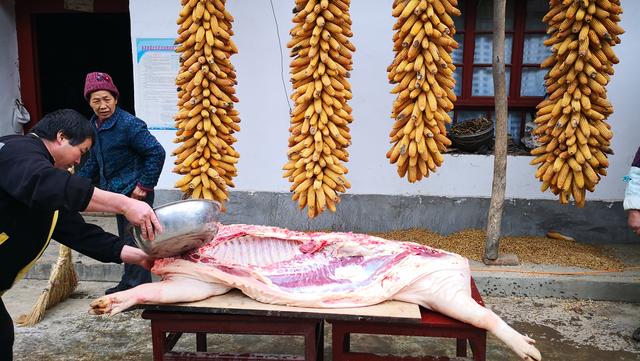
[15,0,129,129]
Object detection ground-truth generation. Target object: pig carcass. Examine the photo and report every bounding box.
[90,224,541,361]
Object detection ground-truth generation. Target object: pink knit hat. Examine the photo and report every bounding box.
[83,72,119,100]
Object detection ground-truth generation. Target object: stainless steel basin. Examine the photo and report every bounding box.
[131,199,221,258]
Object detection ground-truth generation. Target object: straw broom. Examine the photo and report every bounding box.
[16,166,79,326]
[16,244,78,326]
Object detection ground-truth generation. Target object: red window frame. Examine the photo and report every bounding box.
[453,0,547,140]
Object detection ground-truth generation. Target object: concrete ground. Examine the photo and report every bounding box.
[4,214,640,360]
[4,280,640,361]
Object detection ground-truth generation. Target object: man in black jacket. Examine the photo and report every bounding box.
[0,109,163,360]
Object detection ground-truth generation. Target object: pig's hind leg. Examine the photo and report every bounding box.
[394,271,541,361]
[90,276,231,316]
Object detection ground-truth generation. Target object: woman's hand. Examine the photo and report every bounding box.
[123,198,163,240]
[120,245,155,270]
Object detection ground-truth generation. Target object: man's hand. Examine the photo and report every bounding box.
[123,198,163,240]
[120,245,155,270]
[131,185,147,200]
[628,209,640,236]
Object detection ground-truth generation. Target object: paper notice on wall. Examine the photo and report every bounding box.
[134,38,179,129]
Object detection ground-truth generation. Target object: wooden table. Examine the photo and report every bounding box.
[326,280,487,361]
[138,290,421,361]
[137,282,484,361]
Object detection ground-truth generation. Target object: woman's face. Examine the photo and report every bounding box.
[89,90,117,121]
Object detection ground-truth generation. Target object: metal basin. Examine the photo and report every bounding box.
[131,199,221,258]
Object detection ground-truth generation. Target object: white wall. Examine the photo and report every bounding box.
[0,0,21,137]
[129,0,640,201]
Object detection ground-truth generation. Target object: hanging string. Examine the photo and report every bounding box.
[268,0,291,112]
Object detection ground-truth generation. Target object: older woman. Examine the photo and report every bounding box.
[77,72,166,295]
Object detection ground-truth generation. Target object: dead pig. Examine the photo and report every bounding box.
[90,223,541,361]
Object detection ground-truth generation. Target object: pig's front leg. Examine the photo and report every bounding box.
[90,276,231,316]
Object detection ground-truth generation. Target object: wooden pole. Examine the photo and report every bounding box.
[484,0,508,262]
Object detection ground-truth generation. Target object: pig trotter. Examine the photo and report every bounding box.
[89,276,230,316]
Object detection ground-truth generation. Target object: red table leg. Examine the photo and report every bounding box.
[196,333,207,352]
[327,279,486,361]
[456,338,467,357]
[142,311,324,361]
[469,333,487,361]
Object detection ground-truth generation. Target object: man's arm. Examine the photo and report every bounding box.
[86,188,163,239]
[53,210,125,263]
[54,210,154,268]
[0,137,162,239]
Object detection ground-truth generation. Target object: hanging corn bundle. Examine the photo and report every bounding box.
[387,0,460,183]
[173,0,240,207]
[531,0,623,206]
[283,0,355,218]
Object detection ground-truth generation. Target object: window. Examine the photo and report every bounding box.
[451,0,550,147]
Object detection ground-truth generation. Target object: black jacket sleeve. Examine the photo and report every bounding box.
[0,138,94,212]
[53,209,125,264]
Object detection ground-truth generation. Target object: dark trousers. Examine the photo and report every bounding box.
[114,191,154,288]
[0,298,13,361]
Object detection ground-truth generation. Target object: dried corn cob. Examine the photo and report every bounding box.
[173,0,240,208]
[283,0,355,218]
[531,0,622,207]
[387,0,460,182]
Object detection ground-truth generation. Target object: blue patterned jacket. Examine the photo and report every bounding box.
[77,107,165,196]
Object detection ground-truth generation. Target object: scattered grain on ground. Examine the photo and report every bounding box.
[370,228,625,271]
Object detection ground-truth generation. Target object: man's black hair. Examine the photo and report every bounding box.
[31,109,95,145]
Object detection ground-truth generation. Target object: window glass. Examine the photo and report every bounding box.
[523,34,550,64]
[508,111,523,142]
[520,68,547,96]
[475,0,514,31]
[454,0,466,30]
[473,35,513,64]
[526,0,548,31]
[472,67,511,96]
[452,34,464,64]
[453,68,463,96]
